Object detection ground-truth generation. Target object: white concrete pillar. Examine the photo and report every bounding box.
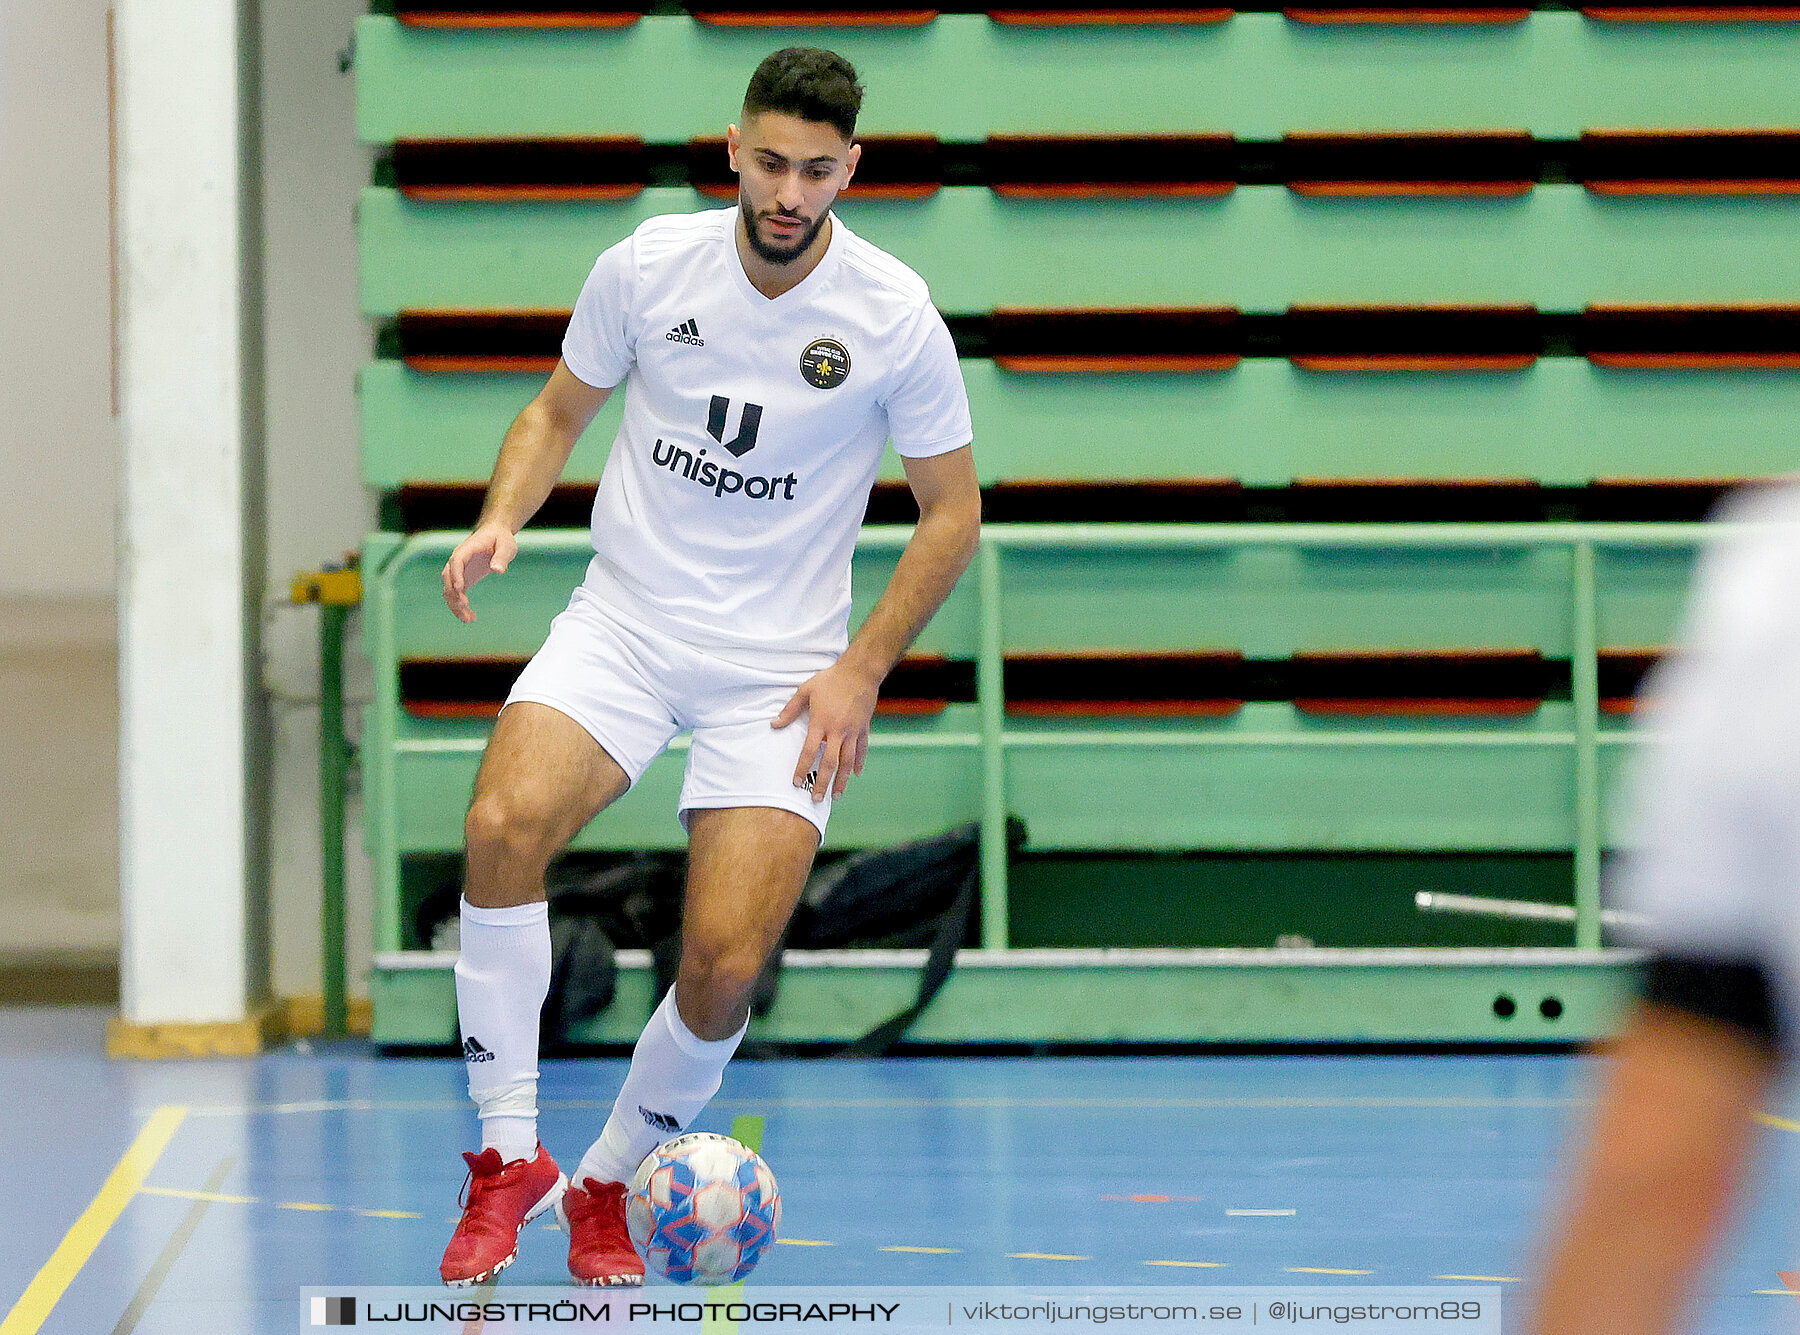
[115,0,267,1038]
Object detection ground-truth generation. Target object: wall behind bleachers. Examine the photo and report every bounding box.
[256,0,381,1009]
[0,0,383,1007]
[0,0,116,598]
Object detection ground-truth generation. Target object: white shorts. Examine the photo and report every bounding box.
[504,587,833,839]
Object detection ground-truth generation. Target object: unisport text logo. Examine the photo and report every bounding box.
[652,439,797,501]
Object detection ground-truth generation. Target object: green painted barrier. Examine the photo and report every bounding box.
[368,947,1637,1046]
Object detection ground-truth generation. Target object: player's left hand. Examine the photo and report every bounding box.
[772,661,882,802]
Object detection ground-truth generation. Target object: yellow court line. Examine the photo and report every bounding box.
[775,1239,834,1247]
[1288,1268,1373,1276]
[882,1247,961,1254]
[1753,1111,1800,1134]
[1435,1275,1521,1283]
[141,1185,424,1221]
[0,1104,187,1335]
[1146,1261,1227,1269]
[186,1095,1592,1117]
[138,1186,258,1206]
[702,1279,745,1334]
[1754,1290,1800,1296]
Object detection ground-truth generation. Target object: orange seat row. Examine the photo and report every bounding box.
[393,5,1800,29]
[390,478,1749,532]
[398,648,1665,719]
[389,132,1800,202]
[388,305,1800,374]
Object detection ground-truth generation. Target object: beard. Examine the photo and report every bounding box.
[742,195,831,265]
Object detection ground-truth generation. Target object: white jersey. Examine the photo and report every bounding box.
[560,207,973,669]
[1616,482,1800,1048]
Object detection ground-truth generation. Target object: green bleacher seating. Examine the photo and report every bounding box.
[356,4,1800,1042]
[359,185,1800,313]
[355,13,1800,141]
[360,357,1800,489]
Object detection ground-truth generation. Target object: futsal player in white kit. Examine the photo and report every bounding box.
[1528,484,1800,1333]
[435,48,979,1286]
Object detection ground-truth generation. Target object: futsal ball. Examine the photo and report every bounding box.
[626,1132,781,1286]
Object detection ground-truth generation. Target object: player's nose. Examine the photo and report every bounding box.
[774,171,806,212]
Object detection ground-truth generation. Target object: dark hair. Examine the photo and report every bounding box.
[742,48,863,141]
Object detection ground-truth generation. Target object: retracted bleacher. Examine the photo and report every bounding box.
[356,2,1800,1046]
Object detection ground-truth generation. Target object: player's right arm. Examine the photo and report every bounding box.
[442,360,612,623]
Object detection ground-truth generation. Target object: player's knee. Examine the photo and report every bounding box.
[678,945,765,1016]
[464,792,558,867]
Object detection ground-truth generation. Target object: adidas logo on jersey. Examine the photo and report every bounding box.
[666,318,704,347]
[462,1036,495,1063]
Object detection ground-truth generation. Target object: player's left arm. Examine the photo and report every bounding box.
[773,444,981,802]
[1525,996,1777,1335]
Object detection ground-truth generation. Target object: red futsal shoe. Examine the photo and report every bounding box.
[440,1146,567,1287]
[560,1177,646,1287]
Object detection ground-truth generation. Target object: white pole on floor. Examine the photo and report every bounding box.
[113,0,268,1049]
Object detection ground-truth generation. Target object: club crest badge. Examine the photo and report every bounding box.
[801,338,850,390]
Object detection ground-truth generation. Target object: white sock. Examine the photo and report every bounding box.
[454,897,550,1163]
[575,989,747,1188]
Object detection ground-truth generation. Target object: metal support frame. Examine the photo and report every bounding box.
[318,605,350,1036]
[364,521,1740,966]
[293,565,363,1038]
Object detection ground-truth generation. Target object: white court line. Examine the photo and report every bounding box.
[1436,1275,1521,1283]
[1227,1209,1296,1217]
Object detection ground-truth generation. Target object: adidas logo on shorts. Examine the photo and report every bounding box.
[462,1036,495,1063]
[666,318,704,347]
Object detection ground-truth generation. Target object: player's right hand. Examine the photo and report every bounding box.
[442,524,518,624]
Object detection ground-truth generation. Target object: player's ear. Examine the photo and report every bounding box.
[844,140,860,185]
[726,123,741,172]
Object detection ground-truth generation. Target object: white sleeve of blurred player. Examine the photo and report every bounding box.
[1615,483,1800,1026]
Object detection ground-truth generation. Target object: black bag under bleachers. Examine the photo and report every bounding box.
[419,824,1020,1053]
[541,853,684,1050]
[786,817,1026,1056]
[416,852,686,1050]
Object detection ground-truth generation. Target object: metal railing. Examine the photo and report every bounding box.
[367,521,1735,957]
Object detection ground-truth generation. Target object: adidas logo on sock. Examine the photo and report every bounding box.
[639,1106,680,1133]
[666,318,704,347]
[463,1036,495,1063]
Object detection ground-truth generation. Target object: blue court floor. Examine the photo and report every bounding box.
[4,1006,1798,1334]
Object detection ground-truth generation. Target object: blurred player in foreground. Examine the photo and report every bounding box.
[1528,484,1798,1334]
